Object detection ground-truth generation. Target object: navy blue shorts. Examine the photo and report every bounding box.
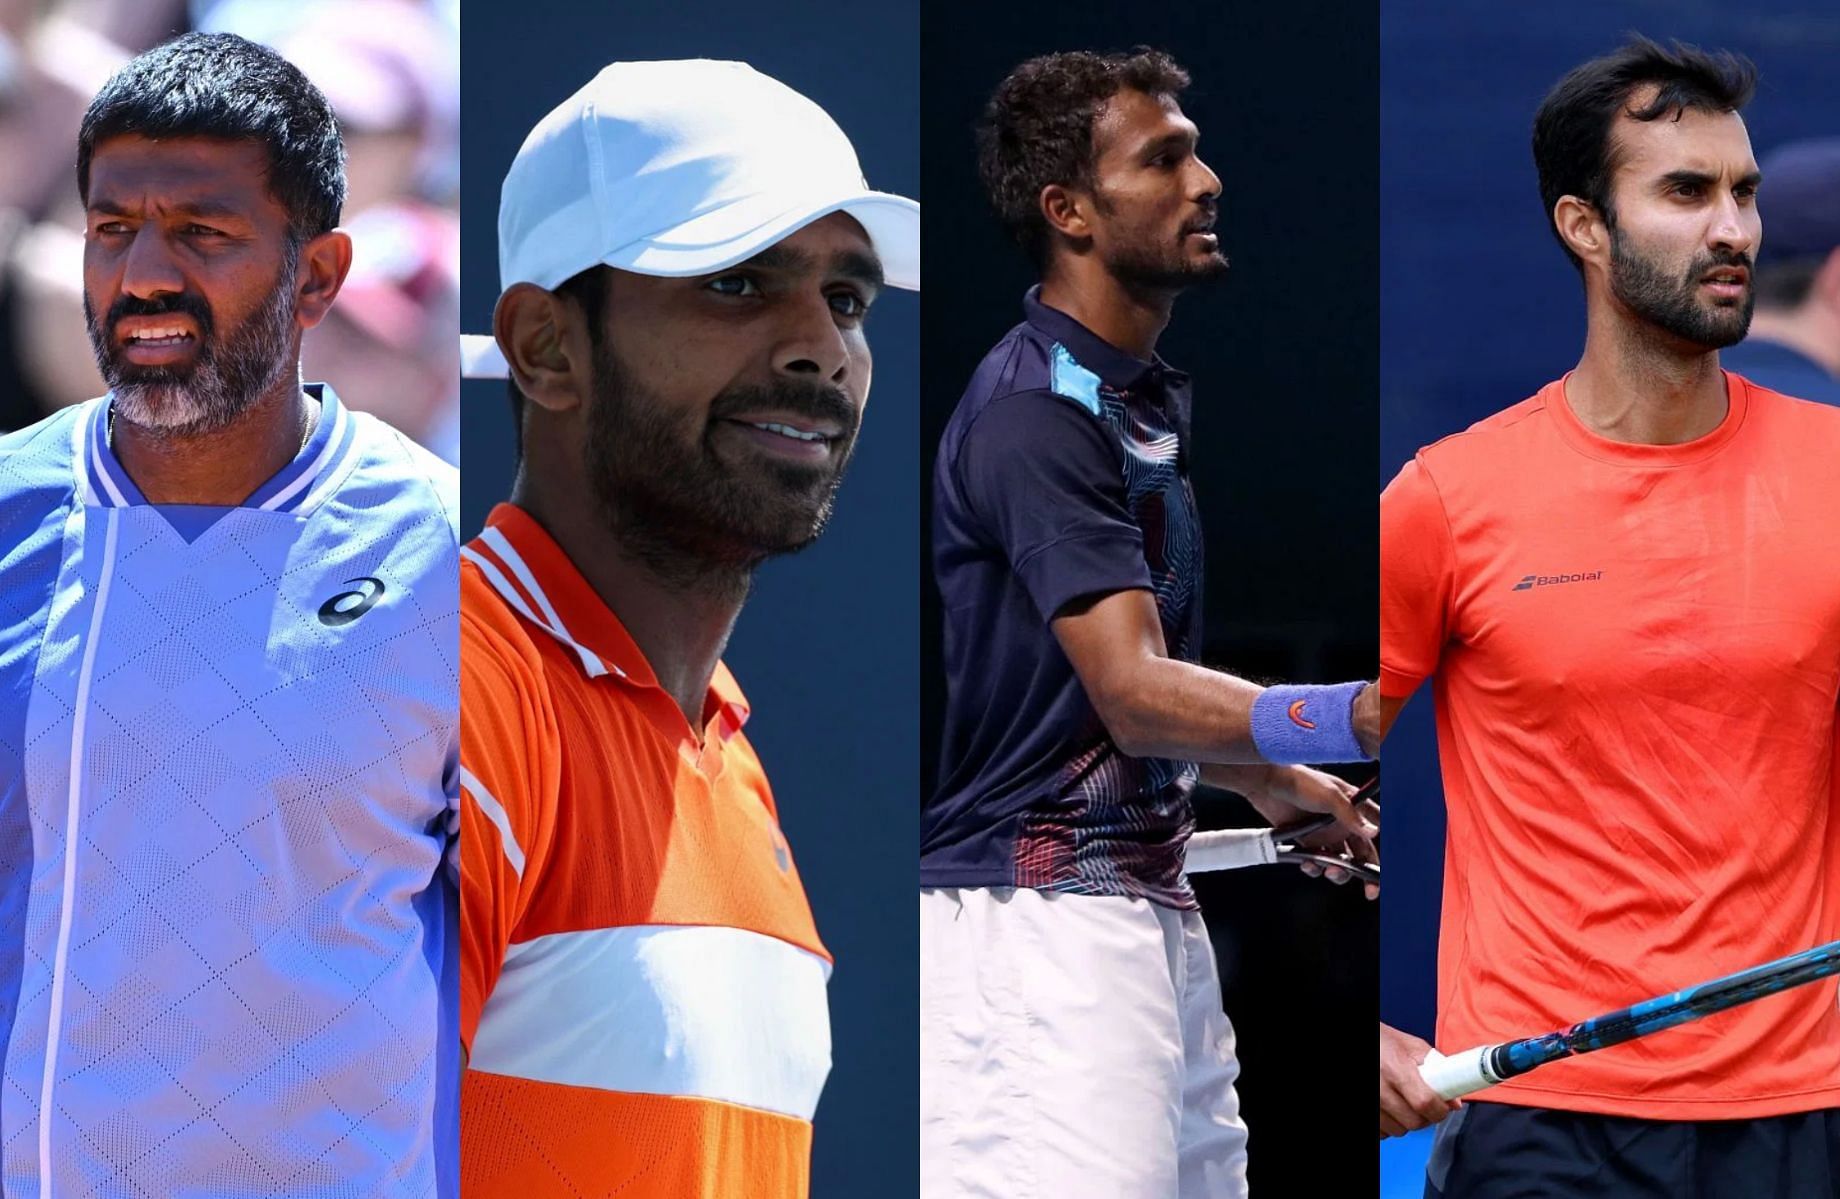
[1424,1101,1840,1198]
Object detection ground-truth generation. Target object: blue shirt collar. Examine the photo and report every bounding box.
[1021,286,1190,395]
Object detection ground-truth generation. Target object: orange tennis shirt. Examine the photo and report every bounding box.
[1382,372,1840,1119]
[458,504,832,1195]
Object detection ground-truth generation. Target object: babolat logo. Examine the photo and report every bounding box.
[1512,571,1603,591]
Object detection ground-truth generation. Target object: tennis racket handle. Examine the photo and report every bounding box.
[1417,1045,1500,1100]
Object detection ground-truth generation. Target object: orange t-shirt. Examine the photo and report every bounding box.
[1382,372,1840,1119]
[458,504,832,1196]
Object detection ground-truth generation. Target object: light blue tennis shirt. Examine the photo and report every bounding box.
[0,384,458,1197]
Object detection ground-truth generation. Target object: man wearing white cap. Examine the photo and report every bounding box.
[454,60,917,1198]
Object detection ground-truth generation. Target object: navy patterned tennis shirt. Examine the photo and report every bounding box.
[923,287,1204,910]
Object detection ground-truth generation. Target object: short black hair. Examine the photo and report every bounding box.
[1532,35,1757,272]
[976,48,1191,265]
[505,266,611,460]
[78,32,346,243]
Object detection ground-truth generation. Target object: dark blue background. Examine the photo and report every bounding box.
[460,3,918,1192]
[1381,0,1840,1044]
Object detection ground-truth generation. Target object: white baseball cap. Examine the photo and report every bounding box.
[466,58,919,379]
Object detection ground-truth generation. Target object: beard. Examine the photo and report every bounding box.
[1095,199,1230,292]
[1608,227,1753,350]
[85,245,300,437]
[582,336,861,590]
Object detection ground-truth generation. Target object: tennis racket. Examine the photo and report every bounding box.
[1183,777,1378,883]
[1419,939,1840,1100]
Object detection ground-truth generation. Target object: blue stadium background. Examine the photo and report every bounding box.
[1382,1,1840,1188]
[458,2,919,1192]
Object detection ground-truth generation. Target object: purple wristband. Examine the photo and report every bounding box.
[1249,681,1371,764]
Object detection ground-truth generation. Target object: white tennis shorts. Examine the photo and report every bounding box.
[920,886,1250,1199]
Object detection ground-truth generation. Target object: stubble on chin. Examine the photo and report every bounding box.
[581,355,853,595]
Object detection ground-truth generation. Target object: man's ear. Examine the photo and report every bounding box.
[495,282,587,414]
[294,229,354,330]
[1553,194,1610,269]
[1040,183,1094,245]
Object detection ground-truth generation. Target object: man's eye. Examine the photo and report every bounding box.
[184,224,226,237]
[830,291,868,318]
[706,275,761,297]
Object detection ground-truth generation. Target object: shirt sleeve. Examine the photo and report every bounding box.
[956,389,1152,622]
[1380,454,1457,699]
[458,603,561,1053]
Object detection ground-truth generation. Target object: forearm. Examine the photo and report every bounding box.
[1095,656,1264,762]
[1197,762,1276,795]
[1098,659,1378,765]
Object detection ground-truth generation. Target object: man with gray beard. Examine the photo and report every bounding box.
[0,33,459,1196]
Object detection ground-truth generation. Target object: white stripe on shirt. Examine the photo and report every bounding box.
[469,923,832,1120]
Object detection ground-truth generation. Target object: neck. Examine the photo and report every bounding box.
[1039,260,1173,361]
[111,378,315,504]
[513,471,744,732]
[1745,306,1840,377]
[1567,304,1730,445]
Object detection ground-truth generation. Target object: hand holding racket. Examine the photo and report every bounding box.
[1185,775,1379,894]
[1418,939,1840,1100]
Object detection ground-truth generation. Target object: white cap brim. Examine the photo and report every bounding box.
[461,334,509,380]
[467,189,918,381]
[607,188,919,292]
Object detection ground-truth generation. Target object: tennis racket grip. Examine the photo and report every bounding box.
[1182,829,1277,873]
[1417,1045,1499,1100]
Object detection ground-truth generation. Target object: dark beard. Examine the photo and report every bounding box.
[85,245,300,437]
[1093,193,1230,292]
[1108,235,1230,292]
[1608,227,1753,350]
[582,337,860,593]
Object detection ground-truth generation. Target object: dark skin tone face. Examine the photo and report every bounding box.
[1082,88,1226,285]
[83,135,350,503]
[1038,88,1224,360]
[500,211,882,725]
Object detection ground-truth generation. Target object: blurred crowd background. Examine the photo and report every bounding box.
[0,0,459,460]
[1381,1,1840,1190]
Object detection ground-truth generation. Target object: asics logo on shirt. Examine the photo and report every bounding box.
[1511,571,1604,592]
[318,577,386,626]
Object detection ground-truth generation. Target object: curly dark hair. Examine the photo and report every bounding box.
[78,32,346,244]
[1533,35,1756,272]
[977,48,1191,265]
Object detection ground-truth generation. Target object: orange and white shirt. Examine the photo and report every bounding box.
[458,503,831,1196]
[1382,373,1840,1120]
